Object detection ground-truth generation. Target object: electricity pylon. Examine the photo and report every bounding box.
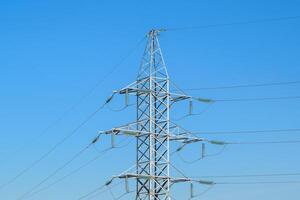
[135,29,170,200]
[99,29,217,200]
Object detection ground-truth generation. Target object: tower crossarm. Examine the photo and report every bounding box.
[99,127,206,142]
[98,121,209,144]
[111,173,215,186]
[116,84,214,104]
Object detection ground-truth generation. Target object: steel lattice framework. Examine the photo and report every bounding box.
[136,29,170,200]
[98,29,216,200]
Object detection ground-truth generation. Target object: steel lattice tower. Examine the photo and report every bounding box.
[136,29,170,200]
[99,29,215,200]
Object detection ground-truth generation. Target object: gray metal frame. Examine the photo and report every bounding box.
[136,30,170,200]
[98,29,215,200]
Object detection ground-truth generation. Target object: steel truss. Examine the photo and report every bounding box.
[99,29,216,200]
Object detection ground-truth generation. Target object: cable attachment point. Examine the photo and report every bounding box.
[105,178,114,186]
[91,135,100,145]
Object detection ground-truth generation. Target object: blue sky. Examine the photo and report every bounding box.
[0,0,300,199]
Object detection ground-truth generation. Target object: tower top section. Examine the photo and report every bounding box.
[147,28,166,36]
[137,29,168,81]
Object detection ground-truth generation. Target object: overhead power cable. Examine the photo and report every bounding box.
[184,179,300,199]
[0,36,146,168]
[22,138,133,199]
[20,148,111,200]
[113,191,134,200]
[165,15,300,32]
[185,179,300,199]
[78,184,108,200]
[193,172,300,179]
[176,145,227,164]
[217,181,300,185]
[77,164,139,200]
[176,80,300,91]
[188,95,300,105]
[214,95,300,102]
[78,181,123,200]
[206,139,300,146]
[191,179,300,185]
[227,140,300,145]
[191,179,300,186]
[194,128,300,135]
[0,93,115,192]
[16,139,98,200]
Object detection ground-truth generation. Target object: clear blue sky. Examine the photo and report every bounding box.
[0,0,300,199]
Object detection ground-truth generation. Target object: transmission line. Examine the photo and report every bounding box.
[217,181,300,185]
[165,15,300,32]
[78,180,124,200]
[0,36,146,168]
[193,128,300,135]
[78,184,108,200]
[0,93,115,192]
[225,140,300,145]
[176,80,300,91]
[214,95,300,102]
[193,172,300,179]
[176,145,227,164]
[78,166,136,200]
[16,142,95,200]
[26,150,111,199]
[22,138,133,199]
[205,139,300,147]
[192,95,300,103]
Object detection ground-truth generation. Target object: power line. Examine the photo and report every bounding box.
[186,180,300,198]
[214,96,300,102]
[205,139,300,146]
[78,185,108,200]
[193,172,300,179]
[76,164,138,200]
[113,191,134,200]
[176,145,227,164]
[22,139,133,199]
[175,139,300,162]
[16,142,94,200]
[193,128,300,135]
[24,148,112,199]
[176,80,300,91]
[190,185,214,199]
[227,140,300,145]
[78,181,123,200]
[191,95,300,103]
[165,15,300,32]
[0,36,146,168]
[0,93,114,192]
[217,181,300,185]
